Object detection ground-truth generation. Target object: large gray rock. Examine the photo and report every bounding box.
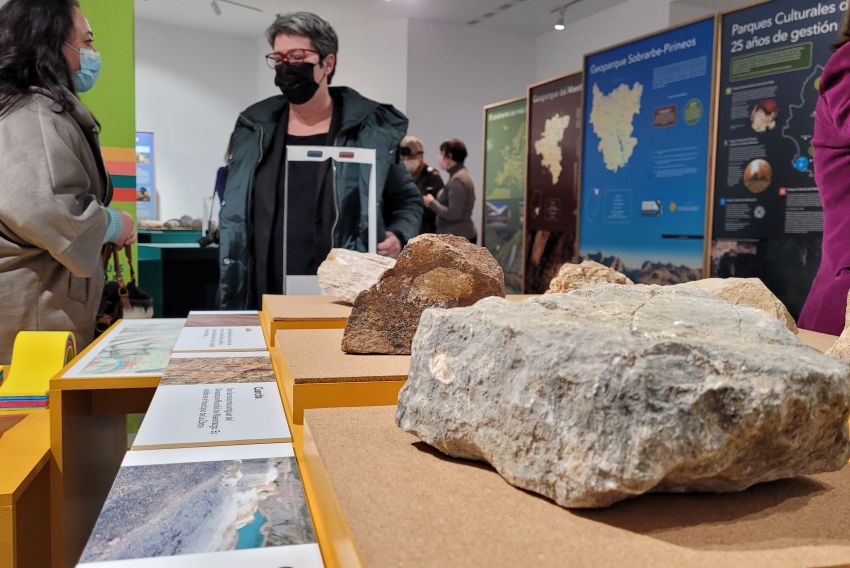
[396,284,850,508]
[317,248,396,305]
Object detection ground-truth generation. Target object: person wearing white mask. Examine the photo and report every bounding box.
[400,136,444,234]
[0,0,136,363]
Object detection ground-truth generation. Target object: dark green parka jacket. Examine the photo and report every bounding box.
[218,87,423,309]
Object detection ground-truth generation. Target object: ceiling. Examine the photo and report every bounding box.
[135,0,629,37]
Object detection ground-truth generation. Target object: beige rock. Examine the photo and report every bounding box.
[547,260,633,293]
[677,278,797,332]
[342,234,505,354]
[317,248,396,305]
[826,290,850,359]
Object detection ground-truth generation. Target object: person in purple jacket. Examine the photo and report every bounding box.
[799,17,850,335]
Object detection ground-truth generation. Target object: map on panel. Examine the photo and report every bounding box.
[589,82,644,173]
[534,113,572,184]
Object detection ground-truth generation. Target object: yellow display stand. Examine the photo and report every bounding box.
[0,410,51,568]
[272,328,409,427]
[48,322,161,568]
[261,295,352,347]
[0,330,76,567]
[0,332,75,410]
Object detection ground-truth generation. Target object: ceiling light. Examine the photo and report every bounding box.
[554,8,566,31]
[211,0,222,16]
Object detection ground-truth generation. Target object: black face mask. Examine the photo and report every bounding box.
[275,62,321,105]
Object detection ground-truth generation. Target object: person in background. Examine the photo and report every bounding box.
[0,0,136,364]
[799,12,850,335]
[400,135,444,234]
[424,139,478,244]
[219,12,422,309]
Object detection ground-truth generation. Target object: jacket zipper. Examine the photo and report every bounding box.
[330,133,342,248]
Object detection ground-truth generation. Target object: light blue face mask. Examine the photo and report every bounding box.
[65,43,101,92]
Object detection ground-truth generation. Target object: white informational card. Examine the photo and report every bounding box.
[122,443,294,466]
[169,351,269,360]
[63,319,185,378]
[172,326,266,352]
[77,443,322,567]
[131,382,289,450]
[77,546,323,568]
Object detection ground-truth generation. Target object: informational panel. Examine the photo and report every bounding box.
[135,131,157,220]
[482,97,527,293]
[711,0,844,318]
[580,17,716,284]
[524,72,583,293]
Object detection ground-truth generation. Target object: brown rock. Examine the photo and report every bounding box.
[547,260,633,293]
[677,278,797,332]
[342,234,506,354]
[826,290,850,359]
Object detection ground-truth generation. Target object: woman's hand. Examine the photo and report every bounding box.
[113,210,137,246]
[423,194,435,206]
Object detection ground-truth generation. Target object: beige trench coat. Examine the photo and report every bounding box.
[0,89,112,363]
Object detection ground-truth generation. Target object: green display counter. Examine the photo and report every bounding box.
[137,244,219,317]
[138,229,202,244]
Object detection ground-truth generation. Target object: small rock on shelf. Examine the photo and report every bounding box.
[827,290,850,359]
[317,249,396,305]
[547,260,633,293]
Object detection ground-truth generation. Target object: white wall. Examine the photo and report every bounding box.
[136,20,259,221]
[536,0,675,82]
[669,2,716,25]
[407,20,536,240]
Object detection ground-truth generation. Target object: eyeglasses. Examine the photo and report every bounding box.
[265,49,321,69]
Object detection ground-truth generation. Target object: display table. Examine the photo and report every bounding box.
[48,326,167,568]
[797,328,838,353]
[0,410,51,568]
[261,294,538,348]
[261,295,352,347]
[273,328,409,428]
[303,405,850,568]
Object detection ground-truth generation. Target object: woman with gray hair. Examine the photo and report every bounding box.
[218,11,422,309]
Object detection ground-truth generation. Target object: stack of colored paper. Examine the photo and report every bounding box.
[0,359,49,409]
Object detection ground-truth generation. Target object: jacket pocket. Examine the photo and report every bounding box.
[68,274,89,304]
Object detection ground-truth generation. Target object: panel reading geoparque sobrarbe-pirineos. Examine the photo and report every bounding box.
[483,97,527,294]
[579,16,716,284]
[711,0,845,319]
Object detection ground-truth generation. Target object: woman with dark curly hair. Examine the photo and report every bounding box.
[0,0,136,363]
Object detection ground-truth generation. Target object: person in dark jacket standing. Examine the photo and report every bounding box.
[424,139,478,244]
[218,12,422,309]
[400,135,444,234]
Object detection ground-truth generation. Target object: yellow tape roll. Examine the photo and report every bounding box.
[0,332,76,397]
